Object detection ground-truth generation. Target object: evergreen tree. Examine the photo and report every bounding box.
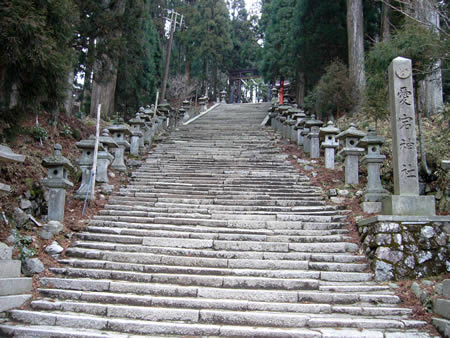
[0,0,77,129]
[229,0,260,70]
[115,0,162,117]
[183,0,232,98]
[260,0,297,82]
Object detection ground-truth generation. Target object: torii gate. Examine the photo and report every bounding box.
[228,69,261,103]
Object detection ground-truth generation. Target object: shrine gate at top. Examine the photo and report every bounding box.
[228,69,262,103]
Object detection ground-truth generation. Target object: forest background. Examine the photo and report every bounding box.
[0,0,448,139]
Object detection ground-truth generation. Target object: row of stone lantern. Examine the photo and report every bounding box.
[269,98,388,213]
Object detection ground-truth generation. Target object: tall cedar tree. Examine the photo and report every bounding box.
[115,0,162,118]
[184,0,232,98]
[0,0,77,132]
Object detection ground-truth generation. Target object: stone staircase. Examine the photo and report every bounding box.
[0,103,434,337]
[0,243,32,314]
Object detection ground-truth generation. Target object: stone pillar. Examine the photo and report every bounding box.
[140,108,154,146]
[360,127,389,213]
[41,144,73,222]
[336,124,366,185]
[178,108,186,125]
[271,87,279,105]
[0,145,25,192]
[289,109,303,143]
[75,138,104,199]
[220,90,227,104]
[129,113,145,155]
[97,129,118,184]
[302,112,312,154]
[320,121,340,169]
[306,114,324,159]
[295,110,307,147]
[182,100,191,122]
[199,96,208,113]
[383,56,435,216]
[277,105,290,138]
[108,120,131,172]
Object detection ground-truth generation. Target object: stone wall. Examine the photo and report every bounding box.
[357,216,449,281]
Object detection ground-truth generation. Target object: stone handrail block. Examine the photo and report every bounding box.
[183,103,221,126]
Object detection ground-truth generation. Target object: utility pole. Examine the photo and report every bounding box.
[160,10,184,103]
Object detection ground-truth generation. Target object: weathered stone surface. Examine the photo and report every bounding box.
[374,260,393,281]
[14,207,30,228]
[45,241,64,256]
[22,258,44,276]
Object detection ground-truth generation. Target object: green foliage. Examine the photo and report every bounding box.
[309,60,355,117]
[29,126,48,142]
[365,22,445,120]
[115,0,161,115]
[0,0,78,123]
[71,128,81,141]
[11,229,37,262]
[60,124,72,137]
[260,0,297,82]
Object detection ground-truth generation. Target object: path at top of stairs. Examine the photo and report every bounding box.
[0,103,435,337]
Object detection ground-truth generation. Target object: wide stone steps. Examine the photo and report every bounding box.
[1,103,432,337]
[3,311,428,337]
[69,243,367,263]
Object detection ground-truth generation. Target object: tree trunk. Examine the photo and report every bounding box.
[296,70,305,106]
[381,0,391,41]
[212,63,217,101]
[63,69,74,115]
[89,0,126,118]
[412,0,444,116]
[90,56,119,118]
[346,0,366,110]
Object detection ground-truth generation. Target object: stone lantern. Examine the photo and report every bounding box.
[220,90,227,104]
[359,126,389,213]
[277,105,290,137]
[293,109,307,146]
[97,130,118,184]
[75,138,104,200]
[0,145,25,192]
[288,109,302,142]
[178,108,186,124]
[320,121,340,169]
[182,100,191,122]
[139,107,153,146]
[41,144,73,222]
[336,123,366,185]
[158,101,171,130]
[300,112,312,154]
[199,96,208,113]
[108,119,131,172]
[129,113,145,155]
[305,114,323,158]
[271,87,279,105]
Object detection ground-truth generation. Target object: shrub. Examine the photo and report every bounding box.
[309,60,355,118]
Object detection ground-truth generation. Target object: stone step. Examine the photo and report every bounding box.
[50,264,372,284]
[37,289,410,317]
[7,309,425,334]
[83,226,352,243]
[59,257,367,273]
[89,219,349,236]
[0,294,31,312]
[69,243,366,263]
[0,324,131,337]
[0,260,21,278]
[49,267,323,289]
[28,299,418,329]
[0,277,32,296]
[39,277,397,306]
